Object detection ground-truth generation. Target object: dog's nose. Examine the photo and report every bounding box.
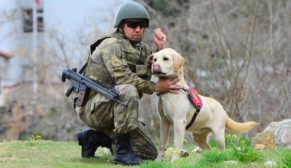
[151,64,161,73]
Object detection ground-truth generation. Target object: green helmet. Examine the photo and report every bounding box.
[114,1,150,28]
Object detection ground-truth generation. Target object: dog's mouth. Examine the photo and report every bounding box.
[151,64,167,77]
[151,64,177,78]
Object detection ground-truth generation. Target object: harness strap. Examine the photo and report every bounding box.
[186,109,200,129]
[157,84,202,129]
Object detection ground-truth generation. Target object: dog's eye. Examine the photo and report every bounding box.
[163,57,169,61]
[153,58,157,62]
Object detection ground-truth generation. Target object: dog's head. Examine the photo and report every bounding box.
[147,48,185,78]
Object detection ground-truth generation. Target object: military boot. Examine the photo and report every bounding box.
[77,129,112,158]
[112,133,143,165]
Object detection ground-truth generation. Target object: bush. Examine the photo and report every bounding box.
[226,133,263,163]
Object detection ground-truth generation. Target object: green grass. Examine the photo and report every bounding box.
[0,134,290,168]
[0,140,128,168]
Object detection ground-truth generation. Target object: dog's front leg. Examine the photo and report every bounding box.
[171,119,186,162]
[156,116,171,161]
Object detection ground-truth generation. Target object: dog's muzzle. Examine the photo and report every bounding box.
[151,64,177,78]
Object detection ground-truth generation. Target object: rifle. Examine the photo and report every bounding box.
[61,68,128,106]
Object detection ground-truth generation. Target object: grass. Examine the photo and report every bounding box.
[0,140,127,168]
[0,134,290,168]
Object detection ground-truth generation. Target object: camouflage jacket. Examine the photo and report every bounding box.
[84,32,156,97]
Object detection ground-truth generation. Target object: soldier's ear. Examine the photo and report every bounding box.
[146,54,154,67]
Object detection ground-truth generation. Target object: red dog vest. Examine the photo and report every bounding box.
[187,87,203,111]
[186,86,203,129]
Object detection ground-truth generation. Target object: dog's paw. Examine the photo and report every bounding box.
[192,146,203,153]
[164,147,181,161]
[170,154,180,162]
[155,153,164,162]
[180,149,189,157]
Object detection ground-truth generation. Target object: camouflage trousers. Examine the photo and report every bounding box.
[75,84,157,160]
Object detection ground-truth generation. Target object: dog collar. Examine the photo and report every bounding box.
[182,84,190,92]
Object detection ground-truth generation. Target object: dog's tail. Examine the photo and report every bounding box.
[225,116,258,133]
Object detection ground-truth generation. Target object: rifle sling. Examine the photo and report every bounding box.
[79,62,87,74]
[79,37,111,75]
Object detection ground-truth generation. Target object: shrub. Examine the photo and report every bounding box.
[226,133,263,163]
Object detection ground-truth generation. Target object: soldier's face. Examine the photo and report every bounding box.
[124,19,145,42]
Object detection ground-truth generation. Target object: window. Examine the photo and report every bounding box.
[22,8,44,33]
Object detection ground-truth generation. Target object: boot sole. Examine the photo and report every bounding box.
[112,159,141,166]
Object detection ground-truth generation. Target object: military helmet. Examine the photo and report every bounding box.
[114,1,150,28]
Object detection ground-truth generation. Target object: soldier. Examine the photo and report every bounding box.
[75,1,182,165]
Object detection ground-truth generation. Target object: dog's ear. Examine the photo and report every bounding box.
[146,54,154,67]
[173,53,185,73]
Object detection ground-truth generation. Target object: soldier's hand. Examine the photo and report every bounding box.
[155,77,183,94]
[153,28,167,50]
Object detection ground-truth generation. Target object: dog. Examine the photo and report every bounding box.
[147,48,258,162]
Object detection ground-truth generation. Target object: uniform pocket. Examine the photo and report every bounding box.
[90,93,111,113]
[88,93,114,129]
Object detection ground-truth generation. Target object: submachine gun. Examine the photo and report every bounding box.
[61,68,128,106]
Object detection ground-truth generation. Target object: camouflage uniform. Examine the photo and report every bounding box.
[75,31,157,160]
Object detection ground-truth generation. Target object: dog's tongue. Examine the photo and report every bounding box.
[151,64,161,73]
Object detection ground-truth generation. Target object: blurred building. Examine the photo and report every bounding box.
[0,0,128,140]
[0,0,128,108]
[0,0,43,109]
[0,51,12,110]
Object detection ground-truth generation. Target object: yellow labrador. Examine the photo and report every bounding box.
[147,48,257,162]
